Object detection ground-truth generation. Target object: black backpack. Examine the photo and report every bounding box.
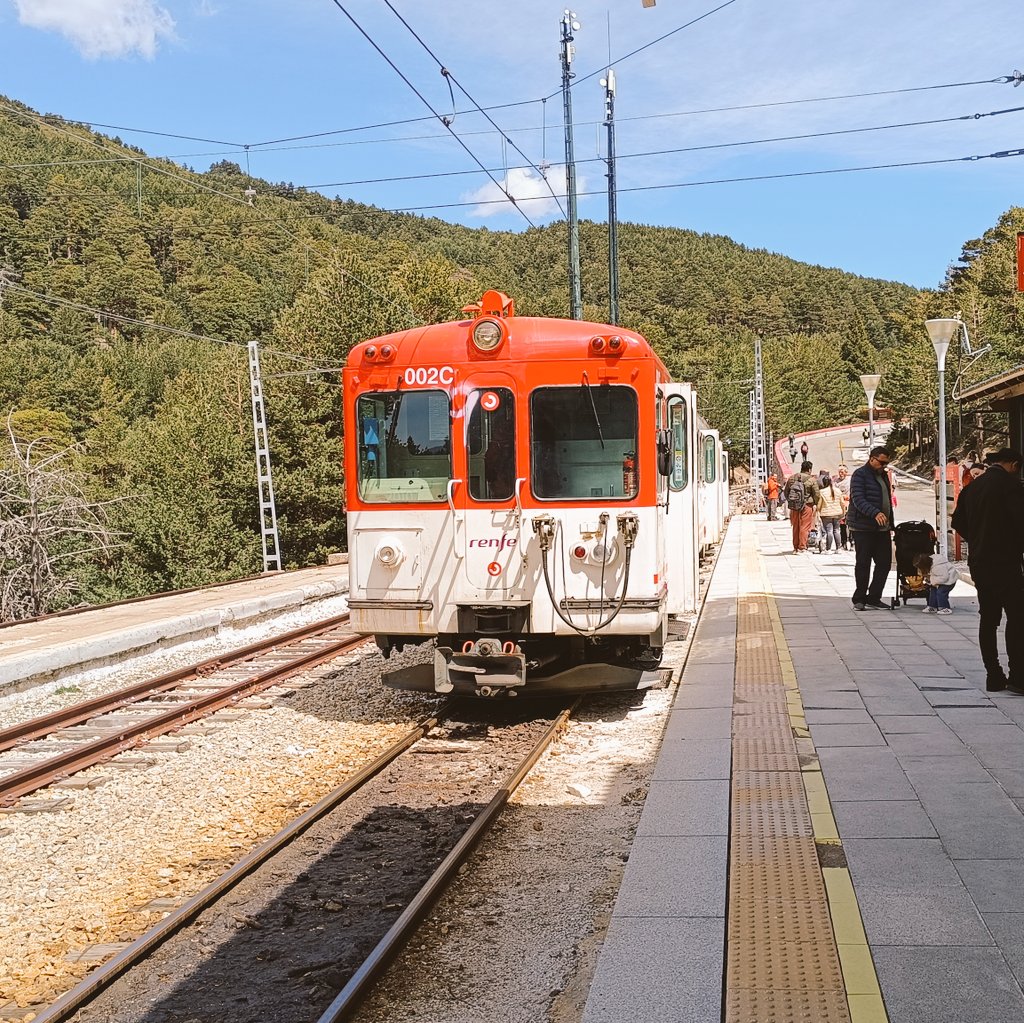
[786,475,807,511]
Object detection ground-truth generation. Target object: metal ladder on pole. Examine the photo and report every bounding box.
[248,340,282,572]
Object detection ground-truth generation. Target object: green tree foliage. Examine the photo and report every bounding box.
[6,95,1019,611]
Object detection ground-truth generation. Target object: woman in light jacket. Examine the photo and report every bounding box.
[817,475,847,553]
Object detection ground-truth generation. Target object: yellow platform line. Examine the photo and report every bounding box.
[757,533,889,1023]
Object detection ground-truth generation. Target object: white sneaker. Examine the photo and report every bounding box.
[937,607,953,615]
[922,607,937,614]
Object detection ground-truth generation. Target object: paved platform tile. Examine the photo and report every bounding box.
[855,887,993,946]
[872,946,1024,1023]
[831,800,937,840]
[582,916,723,1023]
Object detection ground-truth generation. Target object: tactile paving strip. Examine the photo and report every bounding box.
[727,524,851,1023]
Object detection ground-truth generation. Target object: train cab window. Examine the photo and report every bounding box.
[356,390,451,503]
[703,435,717,483]
[530,385,638,500]
[467,388,515,501]
[667,395,688,491]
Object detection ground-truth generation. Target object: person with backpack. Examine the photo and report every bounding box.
[784,460,820,553]
[848,446,896,611]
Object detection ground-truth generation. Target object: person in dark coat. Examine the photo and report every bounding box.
[847,446,895,611]
[951,448,1024,692]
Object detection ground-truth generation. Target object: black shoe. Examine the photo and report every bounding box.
[864,599,892,610]
[852,601,866,611]
[986,672,1008,692]
[1007,678,1024,696]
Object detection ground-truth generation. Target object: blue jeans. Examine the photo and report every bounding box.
[820,517,841,550]
[927,583,955,609]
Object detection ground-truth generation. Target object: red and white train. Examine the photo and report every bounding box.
[342,291,726,697]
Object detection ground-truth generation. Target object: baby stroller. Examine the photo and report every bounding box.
[806,518,824,553]
[892,521,937,606]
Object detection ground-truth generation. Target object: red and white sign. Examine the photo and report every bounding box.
[487,561,503,577]
[480,391,501,412]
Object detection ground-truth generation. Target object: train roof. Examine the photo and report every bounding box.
[345,291,670,377]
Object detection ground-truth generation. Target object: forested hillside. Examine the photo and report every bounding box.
[0,96,1018,614]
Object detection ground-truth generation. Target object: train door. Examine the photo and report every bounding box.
[461,381,524,591]
[665,384,699,614]
[702,429,722,543]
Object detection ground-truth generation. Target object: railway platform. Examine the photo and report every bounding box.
[584,514,1024,1023]
[0,564,349,692]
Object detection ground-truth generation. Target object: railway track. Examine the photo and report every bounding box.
[0,614,366,806]
[33,701,572,1023]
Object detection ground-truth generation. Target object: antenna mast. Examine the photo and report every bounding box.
[602,68,619,325]
[560,10,583,320]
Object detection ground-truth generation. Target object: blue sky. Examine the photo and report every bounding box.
[2,0,1023,289]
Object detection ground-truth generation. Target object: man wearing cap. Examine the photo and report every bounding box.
[951,448,1024,692]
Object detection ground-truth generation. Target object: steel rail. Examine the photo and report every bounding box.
[0,613,353,753]
[316,702,576,1022]
[0,625,367,806]
[29,709,446,1023]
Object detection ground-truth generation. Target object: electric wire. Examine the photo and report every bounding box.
[380,0,566,217]
[1,281,321,366]
[327,0,537,228]
[12,70,1021,168]
[290,102,1024,190]
[0,100,422,329]
[274,145,1024,217]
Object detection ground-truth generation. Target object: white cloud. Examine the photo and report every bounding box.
[464,165,584,221]
[14,0,175,59]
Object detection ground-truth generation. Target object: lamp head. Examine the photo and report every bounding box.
[925,318,960,371]
[859,373,881,402]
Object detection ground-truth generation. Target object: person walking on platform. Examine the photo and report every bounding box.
[835,464,852,549]
[763,473,780,521]
[784,460,820,553]
[951,447,1024,692]
[817,472,846,553]
[848,446,895,610]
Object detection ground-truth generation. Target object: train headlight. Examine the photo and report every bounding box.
[375,540,404,567]
[571,544,587,560]
[471,319,504,351]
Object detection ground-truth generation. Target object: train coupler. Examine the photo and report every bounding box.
[434,639,526,695]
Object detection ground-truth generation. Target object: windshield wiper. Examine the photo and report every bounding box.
[581,371,606,449]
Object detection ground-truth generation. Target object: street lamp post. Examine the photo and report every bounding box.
[860,373,881,451]
[924,319,958,556]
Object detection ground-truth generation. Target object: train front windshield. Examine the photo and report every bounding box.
[356,390,451,503]
[531,385,638,500]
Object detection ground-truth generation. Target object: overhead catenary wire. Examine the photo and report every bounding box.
[380,0,566,218]
[278,145,1024,217]
[13,70,1023,169]
[327,0,537,228]
[2,280,323,368]
[285,102,1024,191]
[0,100,422,329]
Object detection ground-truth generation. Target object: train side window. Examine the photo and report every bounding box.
[356,389,451,503]
[530,385,638,500]
[703,435,717,483]
[467,388,515,501]
[667,396,688,491]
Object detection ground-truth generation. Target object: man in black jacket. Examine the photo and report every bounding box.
[951,448,1024,692]
[847,446,896,611]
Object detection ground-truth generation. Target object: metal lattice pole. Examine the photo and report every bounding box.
[753,336,768,495]
[603,68,619,326]
[248,340,282,572]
